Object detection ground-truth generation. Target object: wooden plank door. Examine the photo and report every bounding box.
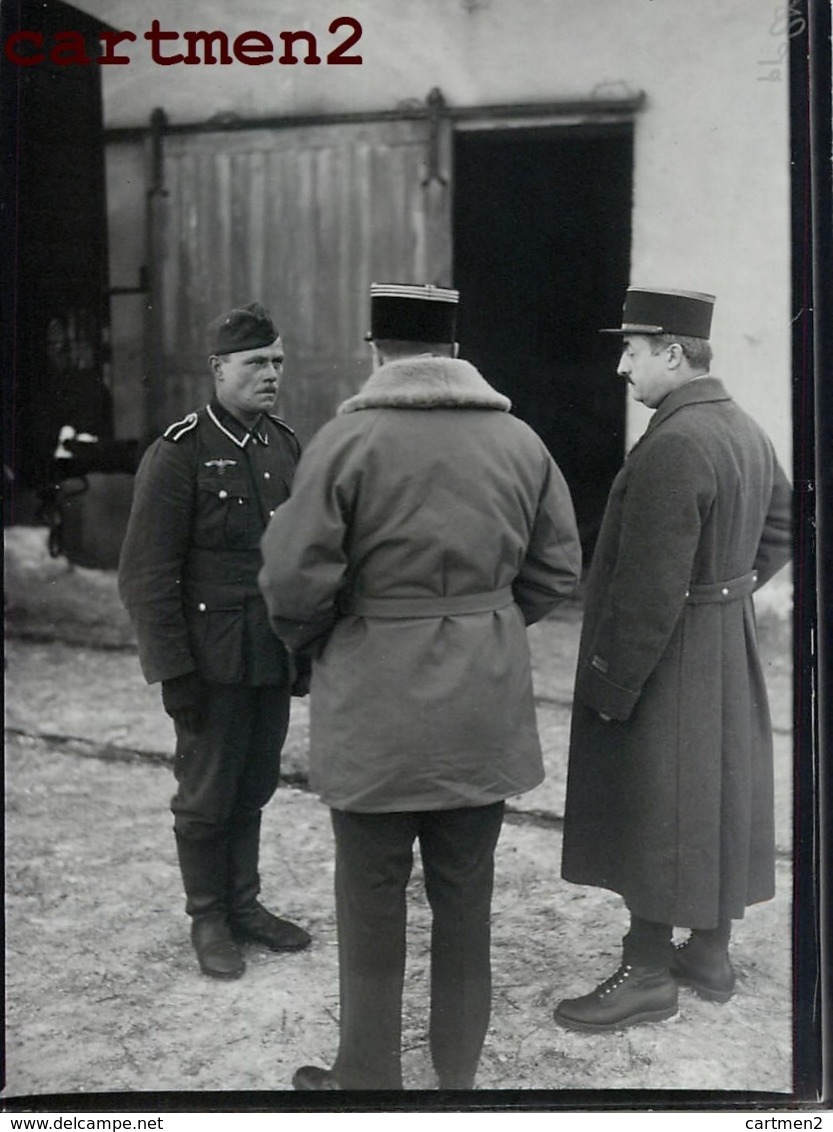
[150,117,452,442]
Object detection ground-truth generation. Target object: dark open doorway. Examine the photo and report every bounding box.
[452,122,634,559]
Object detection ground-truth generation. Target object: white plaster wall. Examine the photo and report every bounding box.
[71,0,792,468]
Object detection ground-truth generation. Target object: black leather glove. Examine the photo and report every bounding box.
[161,671,207,733]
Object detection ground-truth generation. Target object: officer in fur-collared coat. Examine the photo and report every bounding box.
[555,288,792,1034]
[259,283,582,1091]
[118,303,311,980]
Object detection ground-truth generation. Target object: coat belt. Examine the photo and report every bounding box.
[348,586,515,619]
[685,570,758,604]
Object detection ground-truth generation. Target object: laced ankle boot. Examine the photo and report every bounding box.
[554,914,677,1032]
[671,921,735,1002]
[554,962,678,1032]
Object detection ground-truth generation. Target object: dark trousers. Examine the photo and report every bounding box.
[622,914,674,967]
[330,802,505,1090]
[623,911,733,966]
[170,682,290,920]
[170,681,290,840]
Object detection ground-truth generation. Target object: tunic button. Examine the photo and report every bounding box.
[218,489,228,500]
[263,471,271,480]
[721,587,729,596]
[198,602,207,612]
[269,509,275,517]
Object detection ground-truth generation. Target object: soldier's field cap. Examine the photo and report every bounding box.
[600,287,715,339]
[207,302,279,355]
[367,283,459,343]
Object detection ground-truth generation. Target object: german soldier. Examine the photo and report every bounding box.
[118,302,311,979]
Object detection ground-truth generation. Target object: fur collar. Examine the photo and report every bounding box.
[338,357,511,414]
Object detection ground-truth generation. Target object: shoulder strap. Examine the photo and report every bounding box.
[162,412,199,443]
[266,413,296,438]
[266,413,301,457]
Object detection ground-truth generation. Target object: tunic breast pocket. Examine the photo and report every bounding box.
[195,471,252,548]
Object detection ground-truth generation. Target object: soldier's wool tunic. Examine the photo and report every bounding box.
[561,377,792,929]
[119,399,302,842]
[119,400,300,688]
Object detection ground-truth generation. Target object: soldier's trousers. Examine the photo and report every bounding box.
[330,801,505,1090]
[170,681,290,841]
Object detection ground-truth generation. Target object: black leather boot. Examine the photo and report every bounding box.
[227,814,311,952]
[554,913,677,1032]
[671,925,735,1003]
[554,963,679,1032]
[190,914,246,980]
[175,833,245,979]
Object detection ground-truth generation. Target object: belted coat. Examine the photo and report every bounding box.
[118,400,300,687]
[258,356,582,813]
[561,377,792,929]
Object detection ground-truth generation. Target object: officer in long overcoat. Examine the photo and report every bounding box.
[118,303,311,979]
[259,283,582,1090]
[556,288,792,1033]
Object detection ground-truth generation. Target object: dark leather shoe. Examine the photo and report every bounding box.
[191,915,245,979]
[292,1065,342,1091]
[230,902,311,952]
[554,964,678,1032]
[671,936,735,1003]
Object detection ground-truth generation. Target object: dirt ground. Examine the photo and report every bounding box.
[3,527,797,1110]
